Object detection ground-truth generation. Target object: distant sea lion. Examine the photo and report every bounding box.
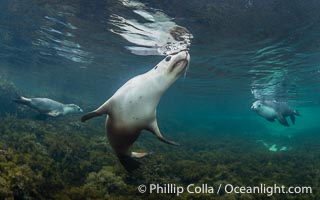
[251,100,301,127]
[81,51,190,171]
[13,96,83,117]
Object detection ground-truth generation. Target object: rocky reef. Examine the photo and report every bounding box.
[0,114,319,199]
[0,80,319,199]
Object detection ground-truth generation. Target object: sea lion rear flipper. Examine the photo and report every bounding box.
[277,114,290,127]
[12,96,31,105]
[148,121,180,146]
[266,118,275,122]
[290,115,296,124]
[118,152,153,172]
[131,152,153,158]
[34,114,49,120]
[119,155,141,172]
[81,111,102,122]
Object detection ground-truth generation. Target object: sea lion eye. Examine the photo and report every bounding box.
[165,56,171,62]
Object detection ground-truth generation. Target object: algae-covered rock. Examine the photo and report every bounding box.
[83,166,127,195]
[0,112,319,199]
[0,176,13,199]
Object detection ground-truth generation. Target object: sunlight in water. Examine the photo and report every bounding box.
[109,0,192,56]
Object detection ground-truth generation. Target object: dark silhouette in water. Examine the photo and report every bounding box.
[251,100,301,127]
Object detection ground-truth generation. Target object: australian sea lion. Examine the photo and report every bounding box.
[81,51,190,171]
[13,96,83,117]
[251,100,301,127]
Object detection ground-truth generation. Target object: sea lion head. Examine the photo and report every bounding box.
[251,100,263,111]
[65,104,83,113]
[153,51,190,79]
[251,100,277,118]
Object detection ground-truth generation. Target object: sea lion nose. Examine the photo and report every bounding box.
[185,51,189,59]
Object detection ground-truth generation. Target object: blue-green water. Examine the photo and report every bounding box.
[0,0,319,199]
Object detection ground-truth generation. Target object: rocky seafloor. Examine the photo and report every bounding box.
[0,79,319,200]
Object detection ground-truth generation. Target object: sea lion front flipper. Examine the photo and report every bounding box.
[81,100,111,122]
[290,115,296,124]
[81,111,103,122]
[47,111,60,117]
[148,121,180,146]
[277,114,290,127]
[294,110,301,116]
